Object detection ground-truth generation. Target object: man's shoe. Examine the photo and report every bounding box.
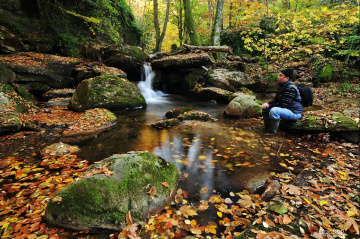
[268,119,280,134]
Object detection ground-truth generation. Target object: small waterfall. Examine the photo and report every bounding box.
[137,63,165,103]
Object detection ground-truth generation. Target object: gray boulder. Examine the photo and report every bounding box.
[224,93,262,118]
[45,152,181,232]
[68,75,146,112]
[207,69,253,91]
[195,87,233,103]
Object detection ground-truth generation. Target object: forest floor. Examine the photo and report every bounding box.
[0,81,359,238]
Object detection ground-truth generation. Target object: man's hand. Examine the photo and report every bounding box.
[261,103,269,110]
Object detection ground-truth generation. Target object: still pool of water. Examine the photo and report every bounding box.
[0,93,314,226]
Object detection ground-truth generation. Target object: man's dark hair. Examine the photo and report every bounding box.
[281,68,294,80]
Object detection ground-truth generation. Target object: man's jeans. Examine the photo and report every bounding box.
[263,107,302,120]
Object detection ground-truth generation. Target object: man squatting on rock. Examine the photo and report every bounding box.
[261,68,303,134]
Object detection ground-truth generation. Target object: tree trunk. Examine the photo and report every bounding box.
[153,0,161,52]
[183,0,201,45]
[183,44,232,53]
[157,0,170,52]
[211,0,224,46]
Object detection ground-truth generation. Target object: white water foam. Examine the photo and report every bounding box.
[137,63,166,103]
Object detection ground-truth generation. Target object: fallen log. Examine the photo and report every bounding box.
[151,52,214,69]
[183,44,233,54]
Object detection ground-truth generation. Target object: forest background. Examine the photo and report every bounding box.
[124,0,359,79]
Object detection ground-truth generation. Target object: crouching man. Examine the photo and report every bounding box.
[261,69,303,134]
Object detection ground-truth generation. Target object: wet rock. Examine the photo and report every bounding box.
[62,108,117,144]
[40,142,80,157]
[261,180,281,200]
[224,93,262,118]
[45,98,71,107]
[151,110,216,129]
[68,75,146,112]
[45,151,180,233]
[165,107,193,118]
[43,89,75,101]
[195,87,233,103]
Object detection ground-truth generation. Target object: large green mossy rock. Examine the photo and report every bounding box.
[68,75,146,112]
[224,93,262,118]
[45,152,180,232]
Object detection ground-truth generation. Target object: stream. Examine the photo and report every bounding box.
[0,65,314,226]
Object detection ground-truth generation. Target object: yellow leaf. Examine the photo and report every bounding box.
[217,211,223,218]
[347,209,356,217]
[338,171,347,175]
[320,200,328,206]
[200,187,209,194]
[198,155,207,160]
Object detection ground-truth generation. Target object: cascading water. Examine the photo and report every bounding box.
[137,63,165,103]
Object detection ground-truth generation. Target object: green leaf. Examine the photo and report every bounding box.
[269,203,287,214]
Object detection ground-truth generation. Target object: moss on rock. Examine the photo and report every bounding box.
[68,74,146,112]
[45,152,180,233]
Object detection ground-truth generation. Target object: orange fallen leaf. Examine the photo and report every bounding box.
[161,182,169,188]
[283,214,292,225]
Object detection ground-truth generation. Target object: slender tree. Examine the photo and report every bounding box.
[153,0,171,52]
[211,0,224,46]
[183,0,201,45]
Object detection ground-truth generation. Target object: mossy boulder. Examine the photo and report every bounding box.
[68,75,146,112]
[224,93,262,118]
[45,152,180,232]
[280,113,359,142]
[165,107,193,118]
[0,83,37,113]
[0,112,22,135]
[280,114,359,132]
[62,108,117,143]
